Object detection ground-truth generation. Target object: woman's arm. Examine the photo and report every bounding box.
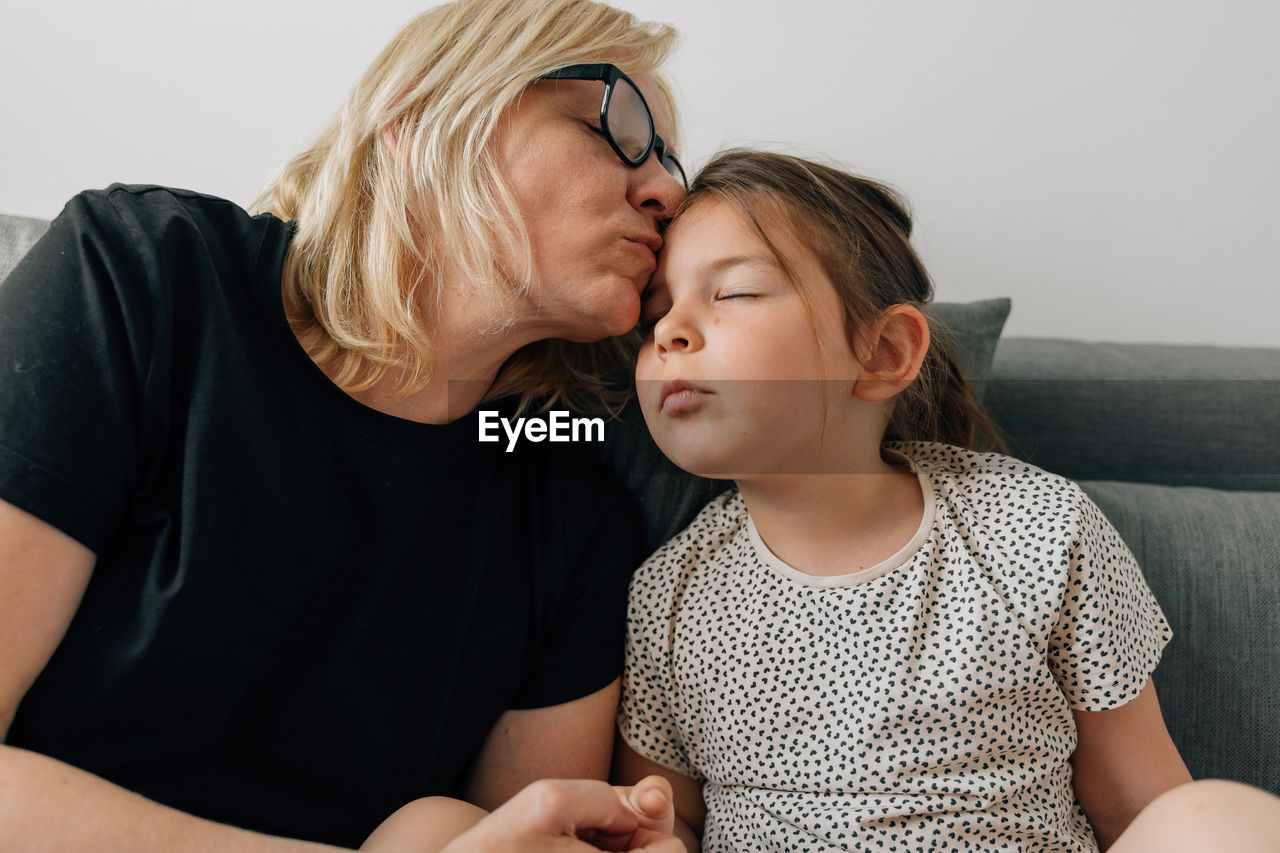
[1070,678,1193,850]
[3,499,678,853]
[613,734,705,852]
[0,498,348,852]
[462,678,621,809]
[0,499,94,738]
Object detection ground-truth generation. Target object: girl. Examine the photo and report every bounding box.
[614,149,1280,852]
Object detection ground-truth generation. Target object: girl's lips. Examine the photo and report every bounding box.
[659,379,713,415]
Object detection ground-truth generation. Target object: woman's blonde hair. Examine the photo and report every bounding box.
[253,0,678,410]
[681,149,1005,453]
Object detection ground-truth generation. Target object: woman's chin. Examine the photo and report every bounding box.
[560,309,642,343]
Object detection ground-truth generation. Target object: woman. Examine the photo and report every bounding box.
[0,0,685,849]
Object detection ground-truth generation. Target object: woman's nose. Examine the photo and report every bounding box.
[630,158,687,220]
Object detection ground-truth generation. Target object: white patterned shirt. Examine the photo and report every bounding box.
[618,443,1171,852]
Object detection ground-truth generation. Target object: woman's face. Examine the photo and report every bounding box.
[493,73,686,343]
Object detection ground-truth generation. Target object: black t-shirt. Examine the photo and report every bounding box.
[0,185,643,847]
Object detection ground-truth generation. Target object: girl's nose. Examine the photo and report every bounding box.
[654,309,702,358]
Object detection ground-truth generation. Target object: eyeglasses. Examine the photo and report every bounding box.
[540,63,687,188]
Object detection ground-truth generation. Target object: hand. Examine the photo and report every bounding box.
[438,778,684,853]
[586,776,678,852]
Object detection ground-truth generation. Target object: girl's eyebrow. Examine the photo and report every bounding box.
[704,253,780,275]
[644,252,781,301]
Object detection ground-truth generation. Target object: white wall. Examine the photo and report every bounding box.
[2,0,1276,345]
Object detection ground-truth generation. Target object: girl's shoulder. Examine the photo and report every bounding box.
[632,488,745,584]
[888,440,1089,519]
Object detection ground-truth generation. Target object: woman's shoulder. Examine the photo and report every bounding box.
[28,184,293,310]
[58,184,281,246]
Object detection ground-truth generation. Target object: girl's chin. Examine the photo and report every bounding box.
[653,440,745,481]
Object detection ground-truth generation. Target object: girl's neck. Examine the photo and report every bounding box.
[737,449,924,577]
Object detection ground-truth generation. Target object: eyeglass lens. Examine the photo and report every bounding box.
[607,77,653,163]
[608,77,684,184]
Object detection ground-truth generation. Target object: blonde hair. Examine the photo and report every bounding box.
[252,0,678,410]
[682,149,1005,452]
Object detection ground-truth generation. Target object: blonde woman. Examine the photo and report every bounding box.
[0,0,685,850]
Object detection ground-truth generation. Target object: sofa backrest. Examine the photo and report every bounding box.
[1082,480,1279,793]
[0,213,50,283]
[987,337,1280,492]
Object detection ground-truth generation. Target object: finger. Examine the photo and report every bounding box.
[627,776,673,821]
[581,829,635,852]
[625,826,687,853]
[578,825,684,853]
[498,778,641,838]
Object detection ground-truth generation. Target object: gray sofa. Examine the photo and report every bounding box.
[2,211,1277,797]
[986,336,1279,792]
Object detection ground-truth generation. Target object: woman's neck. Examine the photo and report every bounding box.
[297,275,543,426]
[346,325,517,425]
[737,451,924,577]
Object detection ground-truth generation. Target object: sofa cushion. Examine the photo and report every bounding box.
[987,338,1280,491]
[1082,480,1280,793]
[929,297,1011,388]
[0,213,52,284]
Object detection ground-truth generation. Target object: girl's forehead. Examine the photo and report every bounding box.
[663,198,798,275]
[658,202,768,278]
[657,194,842,308]
[666,199,763,252]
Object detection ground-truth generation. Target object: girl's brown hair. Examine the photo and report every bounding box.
[684,149,1004,452]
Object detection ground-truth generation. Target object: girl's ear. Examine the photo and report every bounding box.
[852,304,931,403]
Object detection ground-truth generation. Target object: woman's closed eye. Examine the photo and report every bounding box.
[584,121,616,150]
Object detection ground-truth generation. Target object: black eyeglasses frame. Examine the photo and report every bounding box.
[539,62,687,188]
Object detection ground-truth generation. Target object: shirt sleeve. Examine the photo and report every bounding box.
[1047,490,1173,711]
[507,463,646,710]
[0,191,148,551]
[616,548,700,779]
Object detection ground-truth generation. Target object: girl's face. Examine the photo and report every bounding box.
[636,200,872,478]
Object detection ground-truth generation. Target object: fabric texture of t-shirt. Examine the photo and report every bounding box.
[0,185,643,848]
[619,442,1171,853]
